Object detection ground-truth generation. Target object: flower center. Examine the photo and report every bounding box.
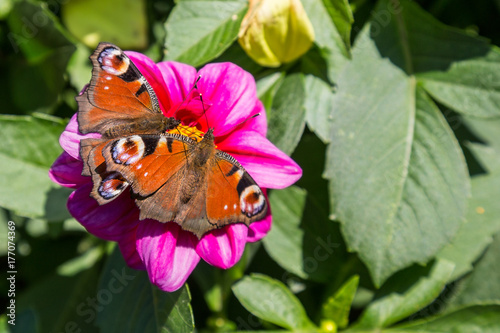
[168,124,205,142]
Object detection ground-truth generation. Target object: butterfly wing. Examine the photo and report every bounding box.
[98,133,196,224]
[77,42,172,137]
[83,133,192,206]
[131,161,213,238]
[134,148,267,238]
[80,137,131,205]
[159,151,268,237]
[80,137,105,177]
[206,152,268,227]
[99,133,193,196]
[88,131,267,238]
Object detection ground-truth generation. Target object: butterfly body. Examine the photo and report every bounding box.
[102,114,180,139]
[77,42,268,238]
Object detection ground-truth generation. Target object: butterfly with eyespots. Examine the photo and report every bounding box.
[77,42,268,238]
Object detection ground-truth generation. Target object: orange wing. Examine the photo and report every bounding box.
[77,42,164,136]
[135,145,268,238]
[80,137,106,177]
[206,152,267,227]
[98,133,199,227]
[84,130,267,239]
[100,133,193,197]
[80,137,131,205]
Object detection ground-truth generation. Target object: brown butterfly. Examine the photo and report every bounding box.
[76,42,180,139]
[77,42,180,207]
[77,42,268,238]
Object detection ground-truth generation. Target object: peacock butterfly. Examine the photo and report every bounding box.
[76,43,181,139]
[77,42,268,238]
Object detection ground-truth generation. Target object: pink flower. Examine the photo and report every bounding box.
[49,52,302,292]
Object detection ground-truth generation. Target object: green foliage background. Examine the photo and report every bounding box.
[1,0,500,332]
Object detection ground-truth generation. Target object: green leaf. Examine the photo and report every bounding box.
[14,261,102,333]
[262,185,344,283]
[385,304,500,333]
[0,114,71,220]
[302,0,350,82]
[0,114,64,168]
[164,0,247,67]
[212,43,263,75]
[321,0,353,51]
[232,274,316,331]
[304,75,334,143]
[326,21,414,286]
[10,309,37,333]
[467,143,500,173]
[325,2,470,286]
[462,117,500,172]
[0,209,9,256]
[7,1,74,64]
[7,1,76,112]
[267,73,306,155]
[451,233,500,306]
[417,48,500,118]
[66,43,93,92]
[262,186,307,279]
[62,0,147,49]
[292,131,331,210]
[96,247,194,333]
[256,72,285,112]
[321,275,359,329]
[437,170,500,281]
[57,246,104,277]
[353,259,455,329]
[463,116,500,149]
[0,314,14,332]
[368,0,500,118]
[263,131,350,283]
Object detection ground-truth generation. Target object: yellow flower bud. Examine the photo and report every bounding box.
[238,0,315,67]
[320,319,337,333]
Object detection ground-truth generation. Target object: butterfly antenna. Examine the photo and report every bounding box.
[229,112,261,133]
[244,112,261,124]
[199,92,211,134]
[192,74,211,135]
[171,76,204,164]
[171,75,202,117]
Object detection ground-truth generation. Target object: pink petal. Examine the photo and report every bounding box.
[173,96,207,127]
[197,63,260,136]
[219,130,302,189]
[116,227,145,270]
[246,191,272,242]
[213,99,267,140]
[136,221,200,292]
[246,216,272,243]
[241,99,267,137]
[156,61,199,115]
[49,152,88,188]
[196,223,248,269]
[67,182,140,241]
[125,51,173,114]
[60,114,100,160]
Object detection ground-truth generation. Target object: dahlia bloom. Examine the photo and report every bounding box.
[49,52,302,292]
